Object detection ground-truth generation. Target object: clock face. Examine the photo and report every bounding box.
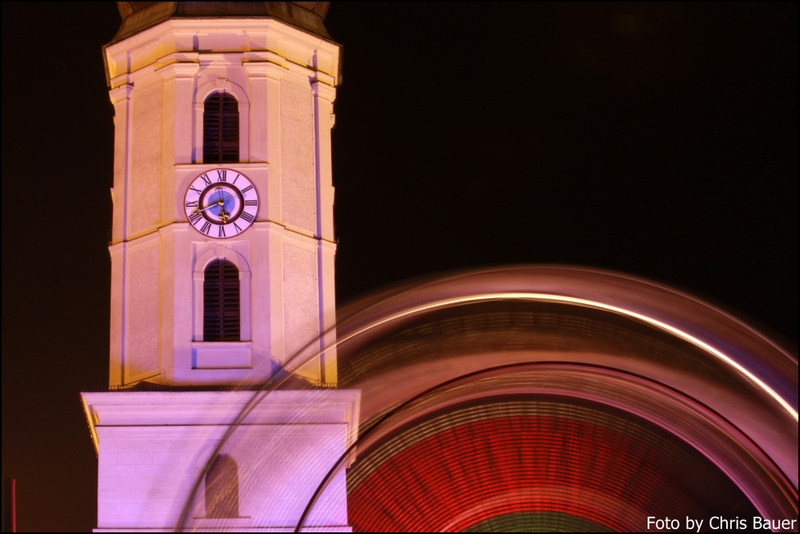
[184,169,259,238]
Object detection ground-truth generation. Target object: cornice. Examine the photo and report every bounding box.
[82,389,360,426]
[105,18,341,86]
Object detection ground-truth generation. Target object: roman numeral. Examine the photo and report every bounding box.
[189,212,202,224]
[216,170,227,182]
[240,212,254,223]
[201,174,212,186]
[233,222,243,233]
[185,201,198,208]
[218,226,226,238]
[189,186,203,194]
[245,200,258,206]
[232,174,239,184]
[241,185,254,194]
[200,221,212,235]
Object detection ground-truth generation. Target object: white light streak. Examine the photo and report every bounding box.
[315,292,798,422]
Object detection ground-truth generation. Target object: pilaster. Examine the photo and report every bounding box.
[319,239,338,385]
[244,62,270,163]
[312,80,337,242]
[157,62,199,165]
[264,63,284,223]
[109,83,134,245]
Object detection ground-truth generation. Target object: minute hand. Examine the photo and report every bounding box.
[193,199,224,213]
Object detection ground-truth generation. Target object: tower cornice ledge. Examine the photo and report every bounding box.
[104,17,341,87]
[81,389,361,451]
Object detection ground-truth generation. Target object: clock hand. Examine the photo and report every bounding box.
[214,187,228,207]
[193,199,225,213]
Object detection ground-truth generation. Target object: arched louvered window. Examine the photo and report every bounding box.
[203,92,239,163]
[204,259,240,341]
[205,454,239,518]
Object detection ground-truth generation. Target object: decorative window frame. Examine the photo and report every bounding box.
[195,77,250,163]
[202,258,241,341]
[193,246,251,342]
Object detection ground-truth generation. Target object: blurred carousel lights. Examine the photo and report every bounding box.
[179,266,798,532]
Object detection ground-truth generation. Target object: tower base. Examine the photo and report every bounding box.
[81,389,360,532]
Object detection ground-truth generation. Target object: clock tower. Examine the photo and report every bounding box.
[81,3,359,531]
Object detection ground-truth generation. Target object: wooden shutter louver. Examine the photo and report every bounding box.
[203,92,239,163]
[204,259,240,341]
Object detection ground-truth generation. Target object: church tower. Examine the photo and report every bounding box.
[103,2,339,387]
[81,3,359,531]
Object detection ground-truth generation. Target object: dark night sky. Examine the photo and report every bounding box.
[2,3,797,531]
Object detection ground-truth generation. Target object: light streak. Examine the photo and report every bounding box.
[306,292,798,422]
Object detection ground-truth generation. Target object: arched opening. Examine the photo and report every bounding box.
[203,92,239,163]
[203,259,240,341]
[205,454,239,519]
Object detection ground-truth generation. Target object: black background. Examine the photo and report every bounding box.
[2,3,797,531]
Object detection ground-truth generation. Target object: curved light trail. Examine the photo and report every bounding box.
[313,291,797,421]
